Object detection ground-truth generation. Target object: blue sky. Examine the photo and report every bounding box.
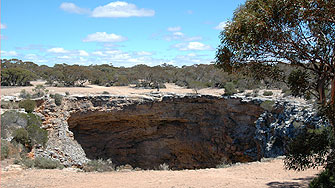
[1,0,245,67]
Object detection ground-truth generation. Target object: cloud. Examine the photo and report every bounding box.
[92,51,106,56]
[60,2,90,14]
[1,24,7,29]
[173,42,212,51]
[1,50,18,56]
[214,21,228,30]
[91,1,155,18]
[83,32,127,42]
[136,51,152,56]
[47,47,69,53]
[78,50,89,56]
[164,28,202,42]
[167,26,181,32]
[58,55,71,59]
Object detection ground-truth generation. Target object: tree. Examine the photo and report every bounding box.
[215,0,335,105]
[215,0,335,184]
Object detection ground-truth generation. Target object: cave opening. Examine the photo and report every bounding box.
[67,97,264,170]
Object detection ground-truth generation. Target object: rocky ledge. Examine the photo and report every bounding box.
[29,92,325,169]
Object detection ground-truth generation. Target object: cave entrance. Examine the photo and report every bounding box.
[68,97,263,170]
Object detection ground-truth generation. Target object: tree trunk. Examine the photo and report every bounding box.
[331,77,335,105]
[317,78,326,105]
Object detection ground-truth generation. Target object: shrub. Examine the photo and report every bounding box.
[1,140,9,160]
[19,89,31,99]
[223,82,237,96]
[263,91,273,96]
[19,99,36,113]
[65,91,70,96]
[26,124,48,147]
[32,84,48,98]
[12,128,29,147]
[260,100,275,111]
[17,157,63,169]
[102,91,110,94]
[53,93,63,106]
[310,169,335,188]
[83,159,115,172]
[158,163,170,170]
[33,157,64,169]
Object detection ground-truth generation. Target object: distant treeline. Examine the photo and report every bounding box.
[1,59,295,92]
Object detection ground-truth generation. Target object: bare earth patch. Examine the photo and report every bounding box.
[0,81,225,97]
[1,159,320,188]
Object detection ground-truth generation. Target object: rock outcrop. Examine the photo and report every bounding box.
[29,92,325,169]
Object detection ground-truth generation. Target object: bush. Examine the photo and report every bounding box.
[1,140,9,160]
[17,157,63,169]
[19,89,31,99]
[310,169,335,188]
[33,157,64,169]
[12,128,29,147]
[223,82,237,96]
[65,91,70,96]
[19,99,36,113]
[26,124,48,147]
[53,93,63,106]
[102,91,110,94]
[83,159,115,172]
[158,163,170,170]
[263,91,273,96]
[260,100,275,111]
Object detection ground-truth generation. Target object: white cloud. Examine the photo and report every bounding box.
[173,42,212,51]
[78,50,89,56]
[215,21,228,30]
[58,55,71,59]
[167,26,181,32]
[60,2,90,14]
[1,24,7,29]
[83,32,127,42]
[92,51,106,56]
[91,1,155,18]
[47,47,69,53]
[1,50,18,56]
[136,51,152,56]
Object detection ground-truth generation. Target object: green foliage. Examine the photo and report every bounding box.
[33,157,64,169]
[1,66,37,86]
[19,89,31,99]
[215,0,334,105]
[83,159,115,172]
[260,100,275,111]
[19,99,36,113]
[1,140,9,160]
[12,128,29,147]
[288,70,310,98]
[102,91,110,94]
[284,127,331,171]
[223,82,237,96]
[26,124,48,147]
[53,93,63,106]
[18,157,64,169]
[32,84,48,98]
[263,91,273,96]
[310,169,335,188]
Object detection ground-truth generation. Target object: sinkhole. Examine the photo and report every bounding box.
[68,97,264,170]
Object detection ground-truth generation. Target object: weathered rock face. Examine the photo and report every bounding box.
[67,96,264,169]
[31,93,325,169]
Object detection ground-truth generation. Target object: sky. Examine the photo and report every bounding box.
[1,0,246,67]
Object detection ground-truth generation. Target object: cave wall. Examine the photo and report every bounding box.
[68,96,265,170]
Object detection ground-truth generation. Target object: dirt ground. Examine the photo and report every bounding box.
[1,159,320,188]
[0,81,226,97]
